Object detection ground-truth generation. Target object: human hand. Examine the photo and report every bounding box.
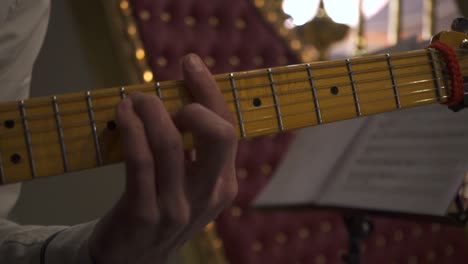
[88,54,238,264]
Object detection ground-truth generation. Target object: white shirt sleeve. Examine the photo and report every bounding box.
[0,1,95,263]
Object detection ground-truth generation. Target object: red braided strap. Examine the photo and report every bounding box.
[427,41,464,106]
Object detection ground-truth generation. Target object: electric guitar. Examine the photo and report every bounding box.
[0,29,467,185]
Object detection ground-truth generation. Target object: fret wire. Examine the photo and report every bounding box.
[52,96,70,172]
[0,151,5,184]
[19,100,36,178]
[226,66,436,99]
[241,87,439,114]
[267,68,284,131]
[155,82,163,99]
[120,86,126,99]
[1,76,445,131]
[305,63,323,124]
[0,74,445,130]
[246,97,441,136]
[85,91,103,165]
[215,50,431,81]
[428,49,443,102]
[229,73,246,138]
[6,94,441,153]
[0,55,439,113]
[345,59,362,116]
[0,88,443,146]
[385,53,401,109]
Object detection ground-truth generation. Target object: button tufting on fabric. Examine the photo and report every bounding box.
[412,225,423,238]
[230,206,242,217]
[298,227,309,239]
[426,250,436,262]
[160,12,171,22]
[253,56,264,66]
[204,56,215,67]
[361,244,366,253]
[139,10,151,21]
[184,16,196,27]
[315,255,327,264]
[260,163,272,175]
[156,56,167,67]
[430,223,441,233]
[408,255,418,264]
[393,229,404,242]
[444,244,454,256]
[252,241,263,252]
[275,232,287,244]
[235,18,246,29]
[337,249,347,259]
[208,16,219,27]
[229,56,240,66]
[320,221,332,233]
[277,55,288,65]
[376,235,386,247]
[236,168,248,179]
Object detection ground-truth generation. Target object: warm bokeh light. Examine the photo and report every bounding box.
[135,48,145,60]
[119,0,129,10]
[143,70,153,82]
[282,0,390,27]
[282,0,320,26]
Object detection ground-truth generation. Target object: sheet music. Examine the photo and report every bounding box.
[254,118,367,206]
[256,105,468,216]
[319,105,468,215]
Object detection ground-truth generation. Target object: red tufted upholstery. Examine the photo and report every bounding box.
[128,0,468,263]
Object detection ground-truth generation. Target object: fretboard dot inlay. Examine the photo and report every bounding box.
[4,120,14,128]
[253,98,262,107]
[330,86,339,95]
[10,153,21,164]
[107,120,117,130]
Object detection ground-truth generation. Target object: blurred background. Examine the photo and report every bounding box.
[8,0,468,263]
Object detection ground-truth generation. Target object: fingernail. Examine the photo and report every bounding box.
[184,54,204,72]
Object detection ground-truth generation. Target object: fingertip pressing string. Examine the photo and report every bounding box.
[427,41,464,106]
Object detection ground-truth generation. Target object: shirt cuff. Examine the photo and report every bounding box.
[43,220,98,264]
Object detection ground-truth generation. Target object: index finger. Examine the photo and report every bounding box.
[181,54,235,125]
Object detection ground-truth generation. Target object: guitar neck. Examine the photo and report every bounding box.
[0,48,451,184]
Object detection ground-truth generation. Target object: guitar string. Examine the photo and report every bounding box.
[0,93,443,151]
[0,70,447,132]
[0,56,449,123]
[0,50,458,141]
[0,74,446,139]
[0,49,458,162]
[0,83,444,140]
[0,49,449,111]
[0,86,444,148]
